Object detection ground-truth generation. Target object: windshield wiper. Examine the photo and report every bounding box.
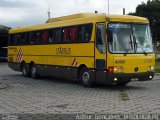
[137,43,148,55]
[124,35,133,56]
[133,36,147,55]
[130,34,134,50]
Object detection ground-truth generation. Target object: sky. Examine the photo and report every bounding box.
[0,0,148,28]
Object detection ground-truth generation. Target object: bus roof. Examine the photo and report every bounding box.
[9,13,149,34]
[47,13,148,23]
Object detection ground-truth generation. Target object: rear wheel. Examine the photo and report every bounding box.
[22,63,30,77]
[31,64,39,79]
[80,67,94,87]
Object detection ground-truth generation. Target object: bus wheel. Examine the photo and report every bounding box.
[31,64,38,79]
[80,67,94,87]
[22,63,29,77]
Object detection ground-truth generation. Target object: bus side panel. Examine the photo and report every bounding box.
[8,43,95,80]
[37,64,78,80]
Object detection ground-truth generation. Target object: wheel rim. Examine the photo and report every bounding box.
[22,66,26,75]
[32,66,36,77]
[82,72,90,83]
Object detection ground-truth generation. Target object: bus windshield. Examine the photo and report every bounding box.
[108,23,154,54]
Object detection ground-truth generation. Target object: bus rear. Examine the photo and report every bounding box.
[105,16,155,85]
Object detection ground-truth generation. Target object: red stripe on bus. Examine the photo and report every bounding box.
[72,58,76,66]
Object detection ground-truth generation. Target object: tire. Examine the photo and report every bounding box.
[22,63,30,77]
[31,64,39,79]
[80,67,94,87]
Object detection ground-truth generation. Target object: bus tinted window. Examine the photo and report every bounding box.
[36,31,43,44]
[63,27,71,42]
[78,24,92,42]
[70,26,78,42]
[43,31,49,43]
[16,34,21,45]
[21,33,27,44]
[55,28,63,43]
[29,32,34,44]
[49,29,54,43]
[9,23,93,45]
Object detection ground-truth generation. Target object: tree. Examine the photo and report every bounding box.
[129,0,160,43]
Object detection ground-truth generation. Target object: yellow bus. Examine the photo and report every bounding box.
[8,13,155,87]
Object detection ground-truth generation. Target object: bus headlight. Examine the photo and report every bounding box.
[148,66,154,71]
[114,66,123,73]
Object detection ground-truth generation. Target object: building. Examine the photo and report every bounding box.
[0,25,11,61]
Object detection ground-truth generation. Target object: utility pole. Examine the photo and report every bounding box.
[47,9,50,19]
[108,0,110,14]
[123,8,125,15]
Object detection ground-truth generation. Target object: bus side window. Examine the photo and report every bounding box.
[63,27,71,43]
[49,29,54,43]
[63,28,68,42]
[34,32,37,44]
[54,29,57,43]
[43,31,49,43]
[96,24,105,54]
[85,24,92,42]
[78,25,85,42]
[38,31,44,44]
[78,24,92,43]
[36,32,40,43]
[29,32,33,44]
[25,32,29,44]
[55,28,62,43]
[21,33,26,44]
[16,34,21,45]
[70,26,78,42]
[13,34,17,45]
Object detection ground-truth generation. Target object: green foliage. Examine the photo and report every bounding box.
[129,0,160,42]
[119,92,129,101]
[156,57,160,72]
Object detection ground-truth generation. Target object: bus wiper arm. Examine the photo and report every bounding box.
[124,49,129,56]
[129,34,133,50]
[124,35,133,56]
[136,43,148,55]
[133,36,147,55]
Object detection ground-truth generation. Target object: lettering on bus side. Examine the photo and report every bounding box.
[115,60,125,64]
[56,47,71,55]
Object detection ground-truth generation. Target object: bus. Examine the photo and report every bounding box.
[8,13,155,87]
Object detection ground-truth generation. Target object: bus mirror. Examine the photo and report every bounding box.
[107,29,113,42]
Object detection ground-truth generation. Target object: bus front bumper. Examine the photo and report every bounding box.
[107,72,155,84]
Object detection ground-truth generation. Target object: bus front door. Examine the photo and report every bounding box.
[95,23,107,84]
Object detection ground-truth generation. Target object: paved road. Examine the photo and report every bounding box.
[0,63,160,119]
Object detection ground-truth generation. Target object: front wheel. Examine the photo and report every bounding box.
[80,67,94,87]
[31,64,39,79]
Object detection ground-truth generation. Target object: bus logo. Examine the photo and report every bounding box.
[16,48,23,62]
[72,58,78,66]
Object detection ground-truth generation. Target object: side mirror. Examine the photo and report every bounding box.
[107,29,113,42]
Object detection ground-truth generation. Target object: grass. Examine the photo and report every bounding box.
[119,92,129,101]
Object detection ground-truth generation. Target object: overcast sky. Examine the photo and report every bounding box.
[0,0,148,28]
